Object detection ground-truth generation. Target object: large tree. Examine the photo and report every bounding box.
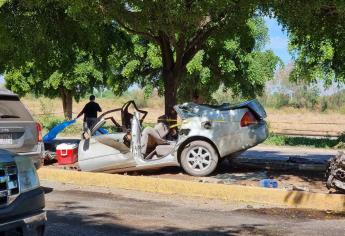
[7,0,340,116]
[4,52,104,119]
[0,0,130,119]
[75,0,274,114]
[102,16,280,104]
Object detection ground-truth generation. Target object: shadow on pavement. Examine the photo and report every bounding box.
[46,207,274,236]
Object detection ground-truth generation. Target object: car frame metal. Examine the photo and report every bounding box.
[78,99,268,176]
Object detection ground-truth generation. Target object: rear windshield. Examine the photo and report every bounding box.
[0,96,33,121]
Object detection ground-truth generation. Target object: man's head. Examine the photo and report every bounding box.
[89,95,96,101]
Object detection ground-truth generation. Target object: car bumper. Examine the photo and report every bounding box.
[219,121,269,157]
[0,211,46,236]
[18,142,44,169]
[0,187,46,235]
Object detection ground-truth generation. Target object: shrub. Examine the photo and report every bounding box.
[38,115,64,130]
[319,97,328,112]
[265,93,290,109]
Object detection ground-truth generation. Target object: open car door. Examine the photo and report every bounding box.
[97,100,148,132]
[78,101,148,172]
[78,119,136,173]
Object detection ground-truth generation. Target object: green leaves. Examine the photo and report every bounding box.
[1,0,281,111]
[5,49,105,103]
[266,1,345,85]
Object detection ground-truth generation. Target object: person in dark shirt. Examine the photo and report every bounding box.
[76,95,102,130]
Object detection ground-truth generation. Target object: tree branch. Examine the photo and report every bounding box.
[114,17,159,44]
[182,11,228,66]
[182,26,216,66]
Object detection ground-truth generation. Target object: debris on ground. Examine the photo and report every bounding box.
[326,151,345,193]
[284,184,310,192]
[260,177,278,188]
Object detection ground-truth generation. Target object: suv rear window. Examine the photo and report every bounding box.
[0,95,33,121]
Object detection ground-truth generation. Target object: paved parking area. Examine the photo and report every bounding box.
[43,180,345,236]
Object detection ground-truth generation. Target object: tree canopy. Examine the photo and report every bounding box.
[2,0,345,116]
[5,52,104,119]
[66,0,281,113]
[0,0,131,118]
[264,1,345,85]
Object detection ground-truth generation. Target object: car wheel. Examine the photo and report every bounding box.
[180,140,218,176]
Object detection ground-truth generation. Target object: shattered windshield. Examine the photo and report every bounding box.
[175,103,200,119]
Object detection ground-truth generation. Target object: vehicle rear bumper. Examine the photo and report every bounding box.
[220,121,269,157]
[17,142,44,169]
[0,211,46,236]
[241,120,269,147]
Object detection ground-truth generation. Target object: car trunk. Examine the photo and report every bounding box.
[0,95,38,153]
[174,99,267,120]
[226,99,267,120]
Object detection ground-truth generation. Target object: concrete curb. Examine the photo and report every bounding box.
[38,168,345,212]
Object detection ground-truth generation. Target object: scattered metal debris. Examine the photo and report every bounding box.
[326,151,345,192]
[284,184,309,192]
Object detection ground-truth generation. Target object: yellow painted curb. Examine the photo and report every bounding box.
[38,168,345,211]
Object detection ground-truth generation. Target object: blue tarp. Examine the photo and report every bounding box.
[97,127,109,135]
[43,120,109,142]
[43,120,76,142]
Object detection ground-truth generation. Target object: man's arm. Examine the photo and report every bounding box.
[97,103,102,112]
[76,107,85,119]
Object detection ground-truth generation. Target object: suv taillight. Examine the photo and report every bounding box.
[240,111,258,127]
[36,122,42,142]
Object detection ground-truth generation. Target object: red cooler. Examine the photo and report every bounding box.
[56,143,78,165]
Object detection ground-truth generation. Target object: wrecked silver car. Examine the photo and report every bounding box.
[78,99,268,176]
[326,151,345,192]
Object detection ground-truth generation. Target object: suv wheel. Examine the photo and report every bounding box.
[180,140,218,176]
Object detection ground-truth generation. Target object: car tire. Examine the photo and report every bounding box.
[180,140,218,176]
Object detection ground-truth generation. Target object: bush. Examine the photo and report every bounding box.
[265,93,290,109]
[212,85,243,104]
[319,97,328,112]
[38,115,64,130]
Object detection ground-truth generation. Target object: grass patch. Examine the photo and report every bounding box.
[265,134,345,149]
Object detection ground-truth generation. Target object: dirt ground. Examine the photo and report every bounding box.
[129,165,330,194]
[266,107,345,136]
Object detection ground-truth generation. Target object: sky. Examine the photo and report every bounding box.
[264,17,291,64]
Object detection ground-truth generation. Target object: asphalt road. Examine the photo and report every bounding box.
[43,180,345,236]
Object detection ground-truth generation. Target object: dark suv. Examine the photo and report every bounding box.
[0,149,46,235]
[0,89,44,168]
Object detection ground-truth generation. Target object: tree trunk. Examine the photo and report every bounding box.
[61,89,73,120]
[163,70,178,116]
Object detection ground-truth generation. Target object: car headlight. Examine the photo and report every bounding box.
[14,156,40,193]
